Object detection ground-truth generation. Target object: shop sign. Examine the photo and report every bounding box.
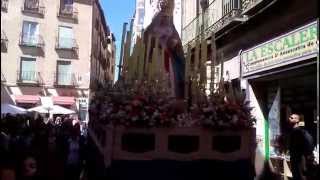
[241,21,318,76]
[78,98,88,108]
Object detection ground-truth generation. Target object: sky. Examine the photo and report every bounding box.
[101,0,136,82]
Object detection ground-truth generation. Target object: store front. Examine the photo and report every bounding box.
[240,20,319,177]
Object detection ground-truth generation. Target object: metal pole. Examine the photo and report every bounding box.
[118,22,128,80]
[317,18,319,148]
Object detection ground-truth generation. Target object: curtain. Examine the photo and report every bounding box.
[57,61,72,85]
[58,26,73,48]
[21,57,36,81]
[61,0,73,12]
[22,21,39,45]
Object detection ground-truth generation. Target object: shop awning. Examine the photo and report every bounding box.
[28,105,75,115]
[53,96,75,105]
[1,104,27,115]
[14,95,40,104]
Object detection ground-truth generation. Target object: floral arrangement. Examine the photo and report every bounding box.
[198,83,256,130]
[89,80,255,130]
[89,81,186,128]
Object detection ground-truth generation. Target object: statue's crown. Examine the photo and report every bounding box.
[157,0,174,16]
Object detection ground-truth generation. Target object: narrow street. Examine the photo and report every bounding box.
[1,0,319,180]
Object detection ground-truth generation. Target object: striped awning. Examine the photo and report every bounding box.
[15,95,40,104]
[53,96,75,105]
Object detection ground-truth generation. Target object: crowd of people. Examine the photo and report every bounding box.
[0,113,88,180]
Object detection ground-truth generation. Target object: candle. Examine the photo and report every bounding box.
[200,38,207,91]
[148,37,159,82]
[145,36,152,79]
[131,43,138,80]
[153,37,159,81]
[139,41,146,81]
[194,39,200,76]
[211,33,216,94]
[185,46,191,99]
[220,52,224,94]
[149,47,155,82]
[160,48,165,80]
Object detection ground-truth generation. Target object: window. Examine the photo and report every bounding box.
[20,57,36,81]
[57,61,72,85]
[59,0,74,15]
[24,0,39,10]
[61,0,73,8]
[1,0,8,12]
[22,21,39,45]
[58,26,73,48]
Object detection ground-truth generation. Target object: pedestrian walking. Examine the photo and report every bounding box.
[288,113,315,180]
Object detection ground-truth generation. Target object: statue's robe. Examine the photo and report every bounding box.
[143,11,185,99]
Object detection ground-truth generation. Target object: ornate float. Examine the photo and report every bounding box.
[88,0,256,179]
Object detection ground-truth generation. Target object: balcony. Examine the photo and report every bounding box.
[17,71,44,85]
[1,0,8,12]
[241,0,267,15]
[207,8,243,36]
[19,33,45,48]
[57,4,78,22]
[1,30,8,52]
[21,0,45,17]
[182,0,247,47]
[54,72,79,87]
[55,37,79,57]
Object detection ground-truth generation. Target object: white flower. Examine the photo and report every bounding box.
[231,115,238,124]
[132,116,138,121]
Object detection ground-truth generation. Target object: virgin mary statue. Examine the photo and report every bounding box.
[143,0,185,99]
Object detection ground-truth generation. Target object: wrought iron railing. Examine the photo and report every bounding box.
[182,0,257,47]
[54,72,78,87]
[21,0,45,16]
[1,30,8,51]
[1,71,6,83]
[1,0,8,12]
[55,37,78,49]
[19,33,45,48]
[205,8,242,36]
[241,0,263,12]
[55,37,79,54]
[17,71,41,84]
[57,4,78,21]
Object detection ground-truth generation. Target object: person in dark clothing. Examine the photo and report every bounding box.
[64,123,85,180]
[16,153,43,180]
[288,113,315,180]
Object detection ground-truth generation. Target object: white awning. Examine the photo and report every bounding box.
[1,104,27,115]
[28,105,75,115]
[40,97,53,108]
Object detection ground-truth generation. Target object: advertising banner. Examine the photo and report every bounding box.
[241,21,318,76]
